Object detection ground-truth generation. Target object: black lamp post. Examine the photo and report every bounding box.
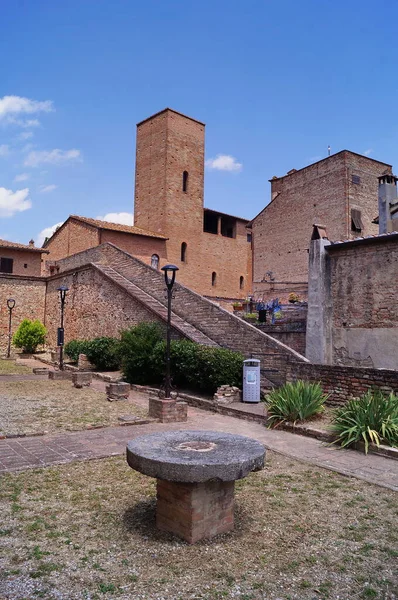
[57,285,69,370]
[161,264,179,398]
[6,298,16,359]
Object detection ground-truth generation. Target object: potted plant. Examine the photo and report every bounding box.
[232,302,243,311]
[288,292,300,304]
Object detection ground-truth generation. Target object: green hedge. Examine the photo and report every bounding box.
[64,340,91,362]
[64,337,121,371]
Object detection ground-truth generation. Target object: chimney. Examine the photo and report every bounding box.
[29,239,35,247]
[378,173,398,233]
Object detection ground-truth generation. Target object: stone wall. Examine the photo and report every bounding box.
[286,361,398,406]
[0,249,43,277]
[0,275,46,355]
[43,219,99,272]
[252,151,391,288]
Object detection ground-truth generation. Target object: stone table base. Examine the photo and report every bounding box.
[156,479,235,544]
[148,397,188,422]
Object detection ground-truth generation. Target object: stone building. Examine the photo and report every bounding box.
[0,239,48,277]
[42,109,252,305]
[250,151,393,301]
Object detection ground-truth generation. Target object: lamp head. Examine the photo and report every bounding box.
[161,264,179,289]
[57,285,69,301]
[7,298,15,310]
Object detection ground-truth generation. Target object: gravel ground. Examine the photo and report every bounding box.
[0,452,396,600]
[0,380,147,435]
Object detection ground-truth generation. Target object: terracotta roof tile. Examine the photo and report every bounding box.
[70,215,168,239]
[0,239,49,253]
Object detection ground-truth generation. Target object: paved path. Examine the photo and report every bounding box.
[0,387,397,491]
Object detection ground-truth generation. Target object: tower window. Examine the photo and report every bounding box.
[182,171,189,193]
[0,257,13,273]
[247,233,252,243]
[151,254,159,270]
[212,271,217,286]
[181,242,187,262]
[352,174,361,185]
[203,211,218,234]
[351,208,363,233]
[240,276,244,290]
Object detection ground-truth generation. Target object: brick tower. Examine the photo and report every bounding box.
[134,108,205,271]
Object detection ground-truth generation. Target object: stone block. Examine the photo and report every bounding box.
[106,382,130,401]
[48,370,72,381]
[72,372,92,388]
[33,367,49,375]
[148,397,187,422]
[77,353,94,371]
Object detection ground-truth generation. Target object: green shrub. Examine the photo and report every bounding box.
[264,380,326,426]
[85,337,121,371]
[244,313,258,320]
[64,339,91,362]
[330,390,398,453]
[119,322,164,384]
[13,319,47,353]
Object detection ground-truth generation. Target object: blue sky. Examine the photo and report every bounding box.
[1,0,398,245]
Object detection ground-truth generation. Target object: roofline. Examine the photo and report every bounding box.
[136,107,205,127]
[327,232,398,252]
[203,207,250,223]
[0,243,49,254]
[269,150,392,183]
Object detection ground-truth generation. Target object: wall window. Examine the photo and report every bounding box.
[151,254,160,270]
[221,215,236,238]
[24,264,28,269]
[182,171,189,193]
[351,208,363,233]
[352,174,361,185]
[0,257,13,274]
[247,233,252,243]
[212,271,217,286]
[240,276,244,290]
[203,211,218,234]
[181,242,187,262]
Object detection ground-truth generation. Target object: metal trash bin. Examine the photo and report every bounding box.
[243,359,261,403]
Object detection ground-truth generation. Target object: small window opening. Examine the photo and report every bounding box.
[181,242,187,262]
[352,174,361,185]
[351,208,363,233]
[182,171,188,193]
[0,257,13,274]
[247,233,252,243]
[240,276,244,290]
[221,215,236,238]
[24,263,28,269]
[151,254,160,270]
[203,211,218,234]
[212,271,217,286]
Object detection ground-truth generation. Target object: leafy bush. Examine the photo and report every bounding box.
[118,322,164,384]
[64,339,91,362]
[13,319,47,353]
[330,390,398,453]
[85,337,121,371]
[243,313,258,320]
[264,380,326,426]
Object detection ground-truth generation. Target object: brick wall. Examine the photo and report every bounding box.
[100,230,167,264]
[55,243,307,385]
[0,275,46,354]
[286,361,398,406]
[252,151,392,288]
[43,220,99,272]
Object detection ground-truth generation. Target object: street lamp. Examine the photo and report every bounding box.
[161,264,179,398]
[57,285,69,370]
[6,298,16,359]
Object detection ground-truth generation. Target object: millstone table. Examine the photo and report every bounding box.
[126,430,265,544]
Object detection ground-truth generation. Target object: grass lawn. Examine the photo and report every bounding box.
[0,381,147,436]
[0,359,32,376]
[0,452,396,600]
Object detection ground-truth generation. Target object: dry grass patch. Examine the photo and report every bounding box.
[0,380,147,435]
[0,452,396,600]
[0,359,32,376]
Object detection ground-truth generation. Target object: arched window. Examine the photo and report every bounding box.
[151,254,159,270]
[212,271,217,286]
[240,276,244,290]
[181,242,187,262]
[182,171,188,193]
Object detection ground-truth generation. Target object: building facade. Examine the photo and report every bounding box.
[251,151,392,301]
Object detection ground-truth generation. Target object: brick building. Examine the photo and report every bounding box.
[250,151,393,301]
[42,109,252,304]
[0,239,48,277]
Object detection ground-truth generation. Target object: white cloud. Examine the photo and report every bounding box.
[205,154,242,172]
[14,173,30,182]
[19,131,33,140]
[39,184,57,193]
[0,187,32,217]
[0,144,9,157]
[363,149,373,157]
[0,95,54,127]
[96,212,134,225]
[36,221,64,247]
[24,148,82,167]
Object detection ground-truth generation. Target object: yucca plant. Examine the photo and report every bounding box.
[264,380,327,427]
[330,390,398,453]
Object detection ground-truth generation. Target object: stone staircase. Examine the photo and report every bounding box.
[56,243,309,386]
